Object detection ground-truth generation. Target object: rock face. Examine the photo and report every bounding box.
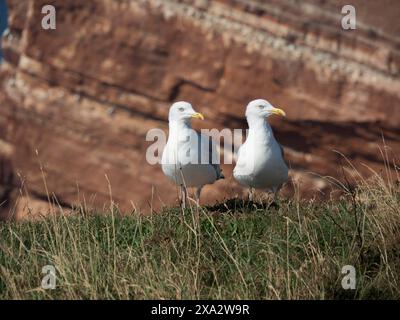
[1,0,399,219]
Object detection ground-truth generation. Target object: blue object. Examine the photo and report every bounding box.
[0,0,8,61]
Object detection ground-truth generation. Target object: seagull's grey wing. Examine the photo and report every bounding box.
[279,143,288,167]
[198,133,224,180]
[208,137,224,179]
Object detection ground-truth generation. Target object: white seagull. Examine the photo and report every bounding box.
[233,99,288,201]
[161,101,224,207]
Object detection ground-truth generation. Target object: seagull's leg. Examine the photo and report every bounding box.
[180,185,187,210]
[269,185,281,209]
[273,189,279,203]
[184,186,188,209]
[248,188,254,202]
[179,185,183,208]
[195,187,202,207]
[273,184,283,203]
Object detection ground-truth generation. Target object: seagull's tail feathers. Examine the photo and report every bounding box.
[217,168,225,180]
[210,163,225,181]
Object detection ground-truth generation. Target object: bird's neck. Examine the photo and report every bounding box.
[168,119,192,140]
[247,116,274,143]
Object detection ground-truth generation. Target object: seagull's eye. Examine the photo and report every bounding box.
[178,107,185,112]
[258,105,264,109]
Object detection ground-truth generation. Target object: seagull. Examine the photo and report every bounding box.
[233,99,288,202]
[161,101,224,208]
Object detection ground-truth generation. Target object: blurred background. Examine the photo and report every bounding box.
[0,0,399,219]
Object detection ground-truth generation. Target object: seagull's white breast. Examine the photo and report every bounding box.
[233,129,288,191]
[161,129,218,188]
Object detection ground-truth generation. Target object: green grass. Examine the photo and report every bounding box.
[0,175,399,299]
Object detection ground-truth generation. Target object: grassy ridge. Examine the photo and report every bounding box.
[0,175,399,299]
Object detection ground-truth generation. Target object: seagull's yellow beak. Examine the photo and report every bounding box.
[191,112,204,120]
[271,108,286,117]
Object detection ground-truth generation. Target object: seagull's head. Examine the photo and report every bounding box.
[168,101,204,122]
[245,99,286,120]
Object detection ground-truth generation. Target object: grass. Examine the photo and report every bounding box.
[0,168,399,300]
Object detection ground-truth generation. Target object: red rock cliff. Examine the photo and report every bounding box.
[0,0,399,219]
